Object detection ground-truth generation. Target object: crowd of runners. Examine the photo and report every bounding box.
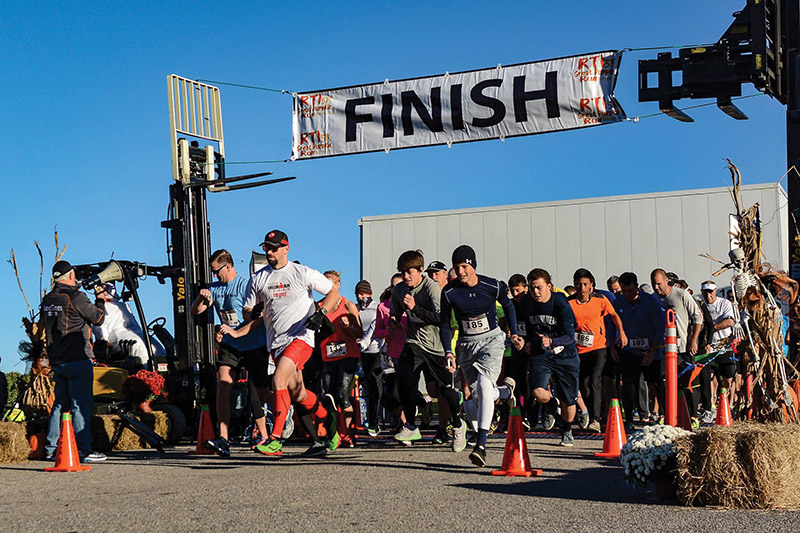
[189,229,747,466]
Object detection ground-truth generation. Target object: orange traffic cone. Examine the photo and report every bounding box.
[45,412,91,472]
[676,391,692,430]
[715,388,732,427]
[594,398,627,458]
[189,405,216,455]
[492,406,542,477]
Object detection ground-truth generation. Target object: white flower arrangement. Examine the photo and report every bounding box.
[620,425,691,487]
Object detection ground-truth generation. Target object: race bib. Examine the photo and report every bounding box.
[517,322,527,337]
[219,309,239,327]
[629,337,650,350]
[462,314,490,335]
[575,330,594,347]
[326,342,348,359]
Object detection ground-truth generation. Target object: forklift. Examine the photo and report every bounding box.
[72,76,294,442]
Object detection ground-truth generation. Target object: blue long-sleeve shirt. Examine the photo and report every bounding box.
[440,275,516,351]
[519,291,577,357]
[613,290,666,358]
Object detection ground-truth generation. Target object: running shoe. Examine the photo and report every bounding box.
[433,427,449,445]
[341,434,355,448]
[700,410,715,425]
[281,405,295,440]
[321,394,340,451]
[394,424,422,442]
[469,444,486,467]
[543,413,556,431]
[301,441,327,458]
[452,423,467,453]
[367,426,380,438]
[255,437,283,456]
[81,451,107,463]
[502,377,516,407]
[576,410,590,430]
[521,418,531,431]
[587,419,602,433]
[205,437,231,458]
[559,429,575,447]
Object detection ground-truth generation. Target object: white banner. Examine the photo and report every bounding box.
[292,51,626,160]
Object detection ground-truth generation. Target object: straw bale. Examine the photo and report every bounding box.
[675,422,800,509]
[0,421,30,463]
[90,412,169,452]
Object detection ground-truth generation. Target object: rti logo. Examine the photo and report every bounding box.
[294,130,332,157]
[573,54,616,82]
[576,96,622,124]
[297,94,332,119]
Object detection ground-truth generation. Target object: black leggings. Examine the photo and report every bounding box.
[360,352,383,427]
[322,358,359,409]
[579,348,607,422]
[620,351,665,423]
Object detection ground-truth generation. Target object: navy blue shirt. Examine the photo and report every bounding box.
[440,275,517,351]
[519,291,578,357]
[613,290,666,358]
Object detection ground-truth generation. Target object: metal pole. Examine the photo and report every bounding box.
[665,309,678,426]
[787,0,800,280]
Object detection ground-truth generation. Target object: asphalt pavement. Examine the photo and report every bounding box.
[1,431,798,532]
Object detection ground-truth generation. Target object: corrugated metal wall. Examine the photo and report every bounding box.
[359,184,787,292]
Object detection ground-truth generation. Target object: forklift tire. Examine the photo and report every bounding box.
[154,403,188,444]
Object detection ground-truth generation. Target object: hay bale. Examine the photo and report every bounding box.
[90,412,169,452]
[675,422,800,509]
[0,421,30,463]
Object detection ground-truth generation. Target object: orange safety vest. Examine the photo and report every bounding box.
[320,298,361,362]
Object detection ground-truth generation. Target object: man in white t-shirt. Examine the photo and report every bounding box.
[700,280,737,392]
[220,230,340,457]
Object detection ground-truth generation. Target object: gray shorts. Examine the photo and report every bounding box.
[456,328,506,392]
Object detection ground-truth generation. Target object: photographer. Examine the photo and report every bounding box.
[42,260,107,463]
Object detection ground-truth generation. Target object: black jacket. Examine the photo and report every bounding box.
[42,283,105,365]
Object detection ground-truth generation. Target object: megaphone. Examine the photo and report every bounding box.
[82,260,124,291]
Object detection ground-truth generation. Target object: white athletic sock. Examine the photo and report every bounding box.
[463,398,479,432]
[477,374,499,431]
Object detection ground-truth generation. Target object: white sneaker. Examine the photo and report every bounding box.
[82,451,107,463]
[281,405,295,439]
[394,425,422,442]
[452,423,467,453]
[502,377,516,408]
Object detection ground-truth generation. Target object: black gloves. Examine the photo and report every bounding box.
[305,309,330,332]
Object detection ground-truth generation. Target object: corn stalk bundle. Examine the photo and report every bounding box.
[723,161,798,423]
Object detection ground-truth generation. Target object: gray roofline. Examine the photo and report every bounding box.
[357,182,785,225]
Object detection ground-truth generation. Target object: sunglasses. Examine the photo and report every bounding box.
[211,264,228,276]
[261,244,284,252]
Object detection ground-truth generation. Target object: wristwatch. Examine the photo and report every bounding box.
[320,307,328,315]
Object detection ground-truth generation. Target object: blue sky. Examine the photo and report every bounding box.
[0,1,787,373]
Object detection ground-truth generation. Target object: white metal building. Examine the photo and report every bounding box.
[358,183,787,292]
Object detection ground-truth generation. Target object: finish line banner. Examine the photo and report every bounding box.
[291,50,626,160]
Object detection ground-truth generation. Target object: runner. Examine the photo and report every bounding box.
[390,250,465,452]
[220,230,338,457]
[614,272,666,429]
[374,274,407,432]
[567,268,627,433]
[700,280,737,414]
[506,274,533,428]
[318,270,362,448]
[519,268,581,447]
[355,280,383,436]
[440,245,521,466]
[190,249,270,457]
